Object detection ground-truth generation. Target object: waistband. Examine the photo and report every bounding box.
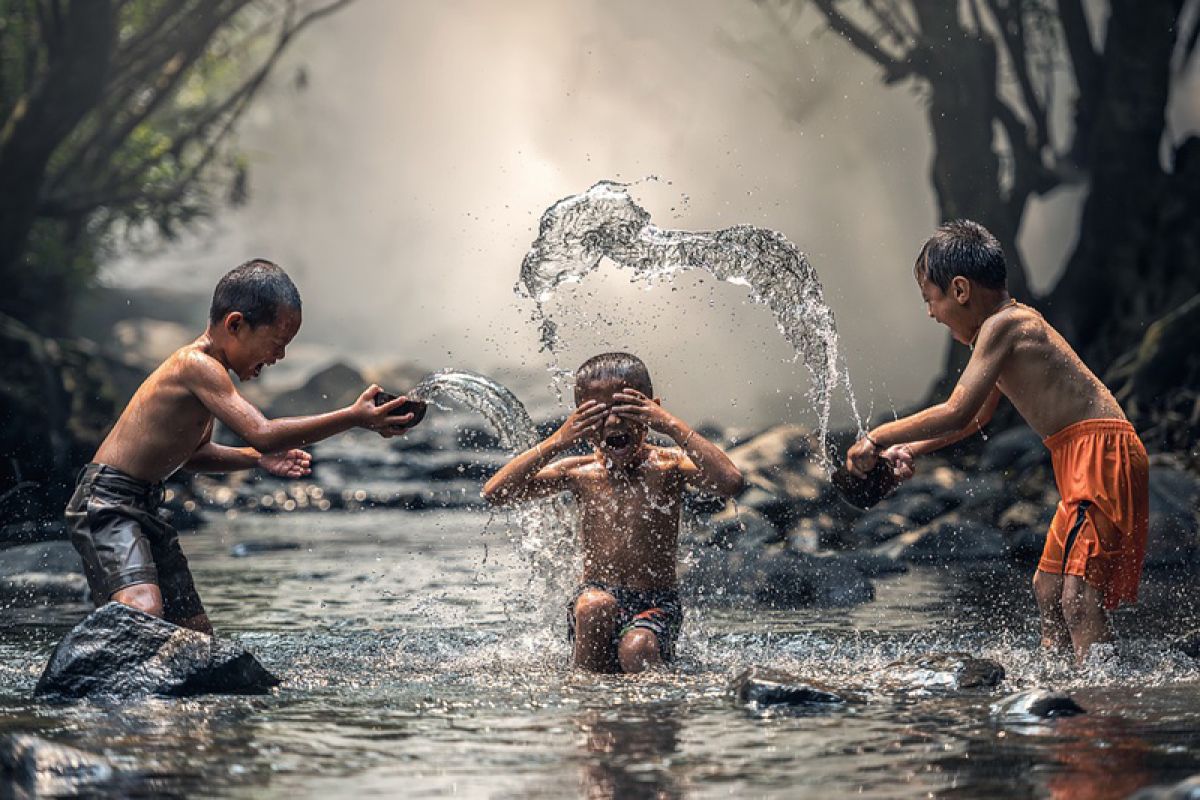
[78,463,165,506]
[1042,418,1136,451]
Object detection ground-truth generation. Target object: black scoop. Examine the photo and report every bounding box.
[373,390,428,427]
[831,458,899,510]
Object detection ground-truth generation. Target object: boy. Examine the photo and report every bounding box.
[66,259,419,634]
[846,221,1149,663]
[482,353,743,673]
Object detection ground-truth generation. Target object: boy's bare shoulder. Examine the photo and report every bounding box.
[979,302,1042,348]
[170,342,229,383]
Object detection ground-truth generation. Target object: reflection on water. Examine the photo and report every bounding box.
[1,509,1198,798]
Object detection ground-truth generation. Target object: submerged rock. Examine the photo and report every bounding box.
[230,540,302,557]
[1171,629,1200,659]
[1127,774,1200,800]
[875,652,1005,692]
[0,734,113,795]
[35,603,280,699]
[991,689,1086,720]
[730,667,847,708]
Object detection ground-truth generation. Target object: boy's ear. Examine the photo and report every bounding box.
[950,276,971,305]
[224,311,245,334]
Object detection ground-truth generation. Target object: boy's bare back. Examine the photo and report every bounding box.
[965,302,1124,438]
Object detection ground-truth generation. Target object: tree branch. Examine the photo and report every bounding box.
[810,0,917,83]
[983,0,1050,152]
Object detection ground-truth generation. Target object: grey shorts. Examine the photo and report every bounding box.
[65,463,205,622]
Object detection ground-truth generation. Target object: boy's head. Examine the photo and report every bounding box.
[574,352,654,465]
[914,220,1008,343]
[209,259,302,381]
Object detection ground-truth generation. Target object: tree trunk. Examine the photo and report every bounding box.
[1045,0,1194,370]
[0,1,115,330]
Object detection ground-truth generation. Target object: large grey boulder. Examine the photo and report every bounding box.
[35,603,279,699]
[876,514,1009,563]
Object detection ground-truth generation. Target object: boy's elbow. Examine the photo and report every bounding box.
[240,422,276,453]
[718,470,745,498]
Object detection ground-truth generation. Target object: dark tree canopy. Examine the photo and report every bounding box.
[746,0,1200,415]
[0,0,353,333]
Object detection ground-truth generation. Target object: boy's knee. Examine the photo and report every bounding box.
[111,583,164,618]
[617,628,661,673]
[574,590,618,626]
[1059,580,1093,625]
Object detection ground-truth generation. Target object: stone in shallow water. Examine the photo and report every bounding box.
[1172,629,1200,659]
[1127,774,1200,800]
[0,734,113,795]
[991,689,1086,719]
[34,603,280,699]
[875,652,1005,692]
[730,667,846,708]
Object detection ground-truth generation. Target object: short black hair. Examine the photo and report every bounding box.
[209,259,301,327]
[574,352,653,403]
[915,220,1007,291]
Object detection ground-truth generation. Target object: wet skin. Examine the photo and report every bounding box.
[92,305,419,633]
[483,376,743,672]
[845,272,1129,663]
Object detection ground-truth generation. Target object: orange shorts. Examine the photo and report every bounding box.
[1038,419,1149,609]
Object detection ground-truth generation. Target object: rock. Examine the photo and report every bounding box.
[877,514,1008,564]
[850,510,910,546]
[0,541,82,576]
[704,506,780,551]
[1144,467,1200,568]
[747,550,875,608]
[979,427,1048,473]
[875,652,1005,692]
[730,667,847,708]
[35,603,280,699]
[890,466,965,508]
[1171,629,1200,659]
[267,361,367,419]
[0,520,67,547]
[786,512,850,553]
[728,424,815,473]
[230,540,302,557]
[991,689,1086,720]
[0,734,114,795]
[1127,774,1200,800]
[997,500,1051,532]
[0,573,89,606]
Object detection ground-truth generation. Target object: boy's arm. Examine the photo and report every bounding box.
[847,315,1014,476]
[903,385,1002,456]
[481,400,608,505]
[612,390,744,497]
[184,351,413,453]
[183,422,313,478]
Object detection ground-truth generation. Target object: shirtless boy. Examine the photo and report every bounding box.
[846,221,1149,662]
[66,259,418,634]
[482,353,743,673]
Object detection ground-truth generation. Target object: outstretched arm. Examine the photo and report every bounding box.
[847,314,1013,476]
[612,390,744,496]
[184,351,415,453]
[481,400,608,505]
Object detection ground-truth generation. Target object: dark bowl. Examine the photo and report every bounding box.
[373,390,428,427]
[831,459,899,510]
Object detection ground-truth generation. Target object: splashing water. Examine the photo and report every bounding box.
[409,369,581,599]
[518,180,862,463]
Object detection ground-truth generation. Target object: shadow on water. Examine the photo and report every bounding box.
[2,509,1199,798]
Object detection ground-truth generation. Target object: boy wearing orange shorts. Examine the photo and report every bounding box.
[846,220,1149,662]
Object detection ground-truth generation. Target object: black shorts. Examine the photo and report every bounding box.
[65,463,205,622]
[566,582,684,662]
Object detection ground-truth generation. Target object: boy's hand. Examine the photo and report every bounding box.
[550,400,609,449]
[882,445,915,482]
[611,389,680,436]
[259,449,312,479]
[353,385,416,437]
[845,436,879,478]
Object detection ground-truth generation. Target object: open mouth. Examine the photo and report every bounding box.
[250,361,271,378]
[603,432,633,451]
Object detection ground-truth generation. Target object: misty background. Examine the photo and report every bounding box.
[97,0,1191,429]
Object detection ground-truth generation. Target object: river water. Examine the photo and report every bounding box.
[2,506,1199,798]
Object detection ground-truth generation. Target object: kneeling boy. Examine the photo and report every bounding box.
[67,259,419,634]
[846,221,1149,662]
[483,353,744,673]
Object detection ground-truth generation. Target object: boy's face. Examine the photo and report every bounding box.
[575,376,649,466]
[918,274,973,344]
[225,306,302,381]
